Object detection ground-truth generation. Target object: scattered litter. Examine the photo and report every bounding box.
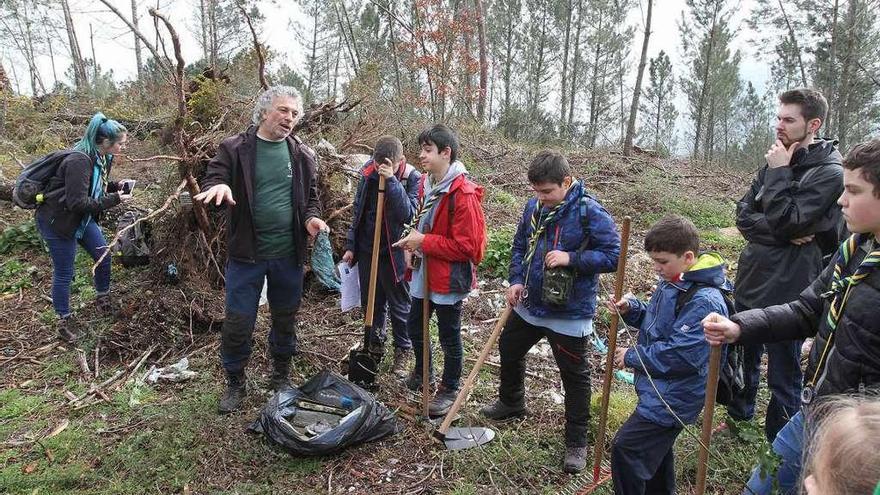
[592,335,608,354]
[144,357,198,384]
[614,370,635,385]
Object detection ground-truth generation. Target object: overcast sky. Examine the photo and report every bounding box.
[6,0,769,101]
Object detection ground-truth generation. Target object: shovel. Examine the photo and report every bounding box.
[432,305,513,450]
[695,343,722,495]
[421,257,431,418]
[588,215,632,488]
[362,174,386,354]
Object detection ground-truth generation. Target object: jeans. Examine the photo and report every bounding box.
[727,302,803,442]
[36,216,111,317]
[356,251,412,352]
[498,310,592,447]
[611,412,683,495]
[221,256,303,374]
[407,297,463,390]
[744,410,804,495]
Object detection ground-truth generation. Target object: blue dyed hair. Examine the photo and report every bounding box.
[73,112,127,158]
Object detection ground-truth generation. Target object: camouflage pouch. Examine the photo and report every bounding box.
[542,266,574,306]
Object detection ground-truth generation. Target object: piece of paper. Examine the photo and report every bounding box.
[339,262,361,312]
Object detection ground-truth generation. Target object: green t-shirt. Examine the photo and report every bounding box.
[253,137,295,259]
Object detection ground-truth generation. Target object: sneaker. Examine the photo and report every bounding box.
[479,399,528,420]
[404,370,435,392]
[428,385,459,417]
[391,348,410,378]
[563,446,588,473]
[57,315,79,344]
[218,373,247,414]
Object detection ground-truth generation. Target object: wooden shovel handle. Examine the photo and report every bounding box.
[438,306,514,435]
[696,344,722,495]
[592,216,631,482]
[422,258,431,418]
[364,175,386,328]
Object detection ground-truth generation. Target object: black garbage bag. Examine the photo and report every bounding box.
[248,370,399,456]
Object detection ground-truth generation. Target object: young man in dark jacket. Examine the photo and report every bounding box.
[730,88,844,441]
[195,86,328,414]
[608,216,731,494]
[704,138,880,494]
[342,136,421,376]
[480,151,620,473]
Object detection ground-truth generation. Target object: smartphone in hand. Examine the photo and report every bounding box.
[121,180,136,194]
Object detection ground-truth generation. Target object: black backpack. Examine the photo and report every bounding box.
[13,150,89,209]
[675,282,745,407]
[113,210,151,267]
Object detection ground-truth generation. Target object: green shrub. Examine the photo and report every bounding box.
[0,220,43,255]
[480,226,516,279]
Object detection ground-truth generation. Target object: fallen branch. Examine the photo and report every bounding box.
[120,154,185,163]
[91,179,187,275]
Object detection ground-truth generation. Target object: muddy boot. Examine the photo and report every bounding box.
[218,372,247,414]
[391,347,410,378]
[269,357,292,392]
[404,370,435,392]
[57,315,79,344]
[563,446,588,473]
[428,384,459,417]
[95,293,114,315]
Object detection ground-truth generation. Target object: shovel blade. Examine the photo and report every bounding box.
[441,426,496,450]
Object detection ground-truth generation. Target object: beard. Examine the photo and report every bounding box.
[778,128,809,147]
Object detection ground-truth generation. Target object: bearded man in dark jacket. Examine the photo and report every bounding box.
[194,86,329,414]
[727,88,845,442]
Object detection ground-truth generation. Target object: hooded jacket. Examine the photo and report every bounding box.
[622,253,733,427]
[345,159,421,283]
[509,181,620,319]
[735,138,844,308]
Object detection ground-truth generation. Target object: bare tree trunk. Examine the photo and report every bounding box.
[825,0,840,136]
[90,23,98,85]
[692,1,721,156]
[567,0,584,136]
[18,12,46,95]
[776,0,807,86]
[61,0,88,91]
[236,2,269,90]
[835,0,859,151]
[474,0,488,120]
[96,0,171,74]
[559,0,573,126]
[199,0,209,61]
[624,0,653,155]
[132,0,143,81]
[47,33,58,87]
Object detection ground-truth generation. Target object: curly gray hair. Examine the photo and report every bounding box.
[252,86,304,126]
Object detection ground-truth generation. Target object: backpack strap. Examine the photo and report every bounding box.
[674,281,737,317]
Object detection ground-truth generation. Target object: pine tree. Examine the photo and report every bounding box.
[638,51,678,155]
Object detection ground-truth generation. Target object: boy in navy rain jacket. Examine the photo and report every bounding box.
[607,215,731,494]
[343,136,421,375]
[480,150,620,473]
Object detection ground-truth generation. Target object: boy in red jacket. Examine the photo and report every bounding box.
[394,124,487,416]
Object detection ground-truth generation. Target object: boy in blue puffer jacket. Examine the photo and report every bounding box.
[343,136,421,375]
[480,150,620,473]
[606,215,731,494]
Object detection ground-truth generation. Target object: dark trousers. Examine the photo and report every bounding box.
[221,256,303,375]
[356,252,412,352]
[611,412,683,495]
[726,303,803,442]
[497,310,592,447]
[36,216,111,317]
[407,297,463,390]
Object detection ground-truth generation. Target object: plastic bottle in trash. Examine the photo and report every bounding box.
[314,389,354,409]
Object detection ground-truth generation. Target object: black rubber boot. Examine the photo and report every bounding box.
[218,372,247,414]
[269,357,292,392]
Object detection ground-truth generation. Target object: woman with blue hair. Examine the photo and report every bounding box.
[35,112,132,343]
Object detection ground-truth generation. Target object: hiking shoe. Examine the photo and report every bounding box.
[404,370,435,392]
[95,293,113,314]
[269,359,292,392]
[391,348,410,378]
[563,446,588,473]
[479,399,528,420]
[428,385,459,417]
[218,373,247,414]
[57,315,79,344]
